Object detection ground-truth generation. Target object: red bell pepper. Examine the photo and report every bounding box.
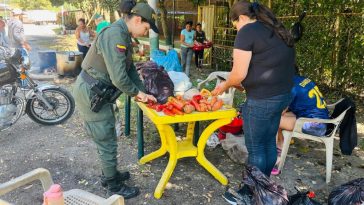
[156,104,165,112]
[190,99,201,112]
[192,95,202,103]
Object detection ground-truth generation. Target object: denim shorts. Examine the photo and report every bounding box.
[302,122,327,136]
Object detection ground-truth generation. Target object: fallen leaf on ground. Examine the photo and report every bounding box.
[202,194,211,203]
[165,182,183,190]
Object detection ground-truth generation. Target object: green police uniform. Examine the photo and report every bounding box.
[72,2,159,198]
[73,18,145,178]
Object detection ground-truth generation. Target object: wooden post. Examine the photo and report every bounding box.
[331,14,341,88]
[268,0,272,9]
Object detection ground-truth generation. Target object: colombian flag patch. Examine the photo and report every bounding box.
[116,44,126,53]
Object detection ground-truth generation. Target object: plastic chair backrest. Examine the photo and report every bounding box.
[197,72,236,106]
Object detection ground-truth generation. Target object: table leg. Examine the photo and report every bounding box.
[124,95,131,137]
[196,118,232,185]
[139,124,168,164]
[137,108,144,159]
[154,125,178,199]
[186,122,195,141]
[193,121,200,146]
[173,123,179,131]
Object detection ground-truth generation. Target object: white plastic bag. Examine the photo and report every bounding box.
[183,88,200,100]
[207,132,220,149]
[168,71,192,92]
[221,133,248,164]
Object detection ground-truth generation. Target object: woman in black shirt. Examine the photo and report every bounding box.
[194,23,207,69]
[212,1,295,203]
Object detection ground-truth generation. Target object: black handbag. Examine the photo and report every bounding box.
[291,11,307,42]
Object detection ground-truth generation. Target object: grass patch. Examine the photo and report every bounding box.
[359,138,364,150]
[36,34,77,51]
[52,28,62,35]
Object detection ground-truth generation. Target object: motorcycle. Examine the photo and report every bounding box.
[0,48,75,131]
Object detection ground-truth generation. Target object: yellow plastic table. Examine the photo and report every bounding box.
[136,102,237,199]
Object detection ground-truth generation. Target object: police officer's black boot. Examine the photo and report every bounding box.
[106,176,139,199]
[100,171,130,187]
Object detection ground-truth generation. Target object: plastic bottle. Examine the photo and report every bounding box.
[43,184,65,205]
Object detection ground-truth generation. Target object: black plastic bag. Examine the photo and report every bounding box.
[140,66,174,104]
[291,11,306,42]
[288,188,322,205]
[243,165,289,205]
[135,61,158,71]
[328,178,364,205]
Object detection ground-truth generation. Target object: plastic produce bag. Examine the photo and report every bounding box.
[221,133,248,164]
[140,66,174,104]
[151,49,182,72]
[328,178,364,205]
[168,71,192,92]
[243,165,289,205]
[288,188,322,205]
[183,88,200,101]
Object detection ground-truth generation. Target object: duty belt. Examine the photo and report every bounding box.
[80,70,122,112]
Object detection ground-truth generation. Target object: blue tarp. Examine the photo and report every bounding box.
[151,49,182,72]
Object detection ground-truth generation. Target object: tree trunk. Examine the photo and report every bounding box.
[109,7,116,23]
[114,10,120,21]
[159,0,172,45]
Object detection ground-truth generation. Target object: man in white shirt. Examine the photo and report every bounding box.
[7,9,31,51]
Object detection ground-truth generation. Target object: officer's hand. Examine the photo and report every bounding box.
[145,94,157,103]
[135,91,156,103]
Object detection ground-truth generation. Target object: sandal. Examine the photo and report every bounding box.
[271,167,281,176]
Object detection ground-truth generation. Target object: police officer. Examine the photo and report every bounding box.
[72,0,158,199]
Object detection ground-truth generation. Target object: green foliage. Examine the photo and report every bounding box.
[49,0,65,7]
[99,0,119,12]
[15,0,52,10]
[188,0,206,6]
[212,0,364,97]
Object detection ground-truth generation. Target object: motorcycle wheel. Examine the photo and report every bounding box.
[26,87,75,125]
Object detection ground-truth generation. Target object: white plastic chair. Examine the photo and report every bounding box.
[197,71,236,106]
[0,168,124,205]
[278,99,349,183]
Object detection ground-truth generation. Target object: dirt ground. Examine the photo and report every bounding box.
[0,25,363,205]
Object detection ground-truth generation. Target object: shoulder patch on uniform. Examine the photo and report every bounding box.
[116,44,126,53]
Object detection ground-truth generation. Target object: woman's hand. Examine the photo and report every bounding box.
[233,84,245,91]
[211,81,227,96]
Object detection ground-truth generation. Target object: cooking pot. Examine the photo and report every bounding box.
[56,51,83,77]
